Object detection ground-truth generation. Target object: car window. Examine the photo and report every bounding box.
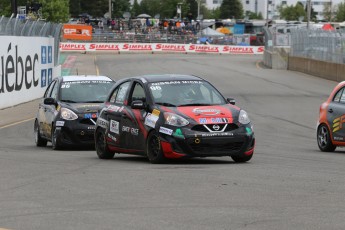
[110,81,130,104]
[44,80,57,98]
[333,88,344,102]
[50,80,60,99]
[149,80,225,106]
[340,89,345,104]
[60,80,113,103]
[130,82,146,103]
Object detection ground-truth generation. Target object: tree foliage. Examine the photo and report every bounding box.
[219,0,244,19]
[335,3,345,22]
[40,0,69,22]
[245,11,263,20]
[278,2,306,21]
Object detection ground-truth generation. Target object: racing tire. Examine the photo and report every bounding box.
[146,131,165,164]
[231,154,253,163]
[34,120,47,147]
[95,128,115,159]
[51,126,62,150]
[317,124,336,152]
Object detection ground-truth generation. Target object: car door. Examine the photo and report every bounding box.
[120,81,147,151]
[327,87,345,141]
[38,80,57,138]
[106,81,131,149]
[44,79,60,139]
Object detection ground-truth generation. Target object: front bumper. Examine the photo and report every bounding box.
[54,119,96,146]
[159,127,255,158]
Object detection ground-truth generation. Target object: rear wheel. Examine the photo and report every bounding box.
[51,126,62,150]
[317,124,336,152]
[34,120,47,147]
[146,131,165,164]
[95,128,115,159]
[231,154,253,163]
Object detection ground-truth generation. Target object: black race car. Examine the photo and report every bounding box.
[34,75,115,149]
[95,74,255,163]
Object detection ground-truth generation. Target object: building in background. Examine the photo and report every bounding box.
[129,0,343,21]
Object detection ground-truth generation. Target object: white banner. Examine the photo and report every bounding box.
[0,36,56,109]
[60,43,264,55]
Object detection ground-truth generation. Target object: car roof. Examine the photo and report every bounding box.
[61,75,113,82]
[131,74,204,83]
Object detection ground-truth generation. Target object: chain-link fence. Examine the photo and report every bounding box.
[290,29,345,64]
[0,15,62,65]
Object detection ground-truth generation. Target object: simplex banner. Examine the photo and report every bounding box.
[60,43,264,54]
[0,36,56,109]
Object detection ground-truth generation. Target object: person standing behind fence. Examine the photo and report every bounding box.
[111,19,116,30]
[98,20,104,31]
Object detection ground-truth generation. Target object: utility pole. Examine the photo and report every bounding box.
[197,0,201,20]
[109,0,112,19]
[266,0,270,26]
[307,0,311,29]
[11,0,17,16]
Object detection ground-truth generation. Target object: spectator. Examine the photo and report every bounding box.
[98,20,104,31]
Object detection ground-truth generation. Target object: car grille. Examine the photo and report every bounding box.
[187,139,244,154]
[74,129,95,142]
[191,123,239,132]
[80,118,97,125]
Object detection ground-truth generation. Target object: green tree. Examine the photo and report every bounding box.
[219,0,244,20]
[112,0,130,18]
[131,0,140,17]
[335,3,345,22]
[245,11,264,20]
[0,0,28,16]
[40,0,69,22]
[304,4,317,21]
[278,2,306,21]
[323,2,335,21]
[69,0,81,17]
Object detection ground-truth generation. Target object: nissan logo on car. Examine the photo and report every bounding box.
[213,125,220,131]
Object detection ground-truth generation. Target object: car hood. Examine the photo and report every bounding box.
[63,103,103,114]
[160,105,240,124]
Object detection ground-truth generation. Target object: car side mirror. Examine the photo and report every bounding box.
[131,100,146,110]
[227,98,235,105]
[44,97,57,105]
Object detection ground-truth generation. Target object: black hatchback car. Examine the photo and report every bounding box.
[95,74,255,163]
[34,75,114,149]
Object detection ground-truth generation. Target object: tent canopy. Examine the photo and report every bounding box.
[202,27,224,36]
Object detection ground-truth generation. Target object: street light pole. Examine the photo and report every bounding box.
[11,0,17,16]
[307,0,311,29]
[109,0,112,19]
[197,0,201,20]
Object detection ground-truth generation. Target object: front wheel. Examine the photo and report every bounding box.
[51,126,62,150]
[317,124,336,152]
[34,120,47,147]
[95,128,115,159]
[146,131,165,164]
[231,154,253,163]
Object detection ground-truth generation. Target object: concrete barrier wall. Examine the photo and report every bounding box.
[263,47,290,70]
[288,57,345,82]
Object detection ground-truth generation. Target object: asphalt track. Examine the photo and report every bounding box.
[0,53,344,230]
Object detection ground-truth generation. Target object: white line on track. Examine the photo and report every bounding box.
[0,118,34,130]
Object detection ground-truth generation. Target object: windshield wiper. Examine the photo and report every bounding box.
[179,103,210,107]
[155,102,177,107]
[61,99,77,103]
[82,100,104,103]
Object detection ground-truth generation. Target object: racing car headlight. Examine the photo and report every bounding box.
[239,110,250,125]
[164,112,189,127]
[60,108,78,120]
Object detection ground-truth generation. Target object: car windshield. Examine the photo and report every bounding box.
[60,80,113,103]
[149,80,226,106]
